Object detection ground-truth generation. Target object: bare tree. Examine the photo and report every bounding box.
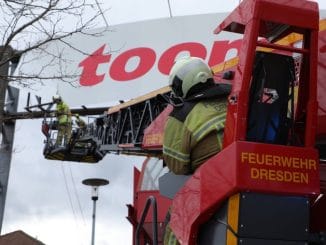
[0,0,110,233]
[0,0,109,86]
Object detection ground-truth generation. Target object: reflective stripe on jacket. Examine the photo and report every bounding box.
[163,97,227,175]
[56,102,72,125]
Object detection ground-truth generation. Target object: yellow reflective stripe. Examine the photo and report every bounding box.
[226,193,240,245]
[228,193,240,233]
[212,57,239,74]
[163,146,190,163]
[169,233,178,245]
[193,112,226,142]
[226,230,237,245]
[164,224,179,245]
[320,19,326,31]
[217,133,224,149]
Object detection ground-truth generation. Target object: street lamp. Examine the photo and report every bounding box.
[82,178,109,245]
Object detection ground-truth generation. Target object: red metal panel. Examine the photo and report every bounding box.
[131,167,141,245]
[258,1,319,30]
[170,143,239,245]
[170,141,320,245]
[215,0,318,35]
[136,191,171,222]
[133,167,141,205]
[135,190,171,242]
[135,158,171,222]
[136,158,150,192]
[317,24,326,137]
[320,163,326,194]
[142,105,173,149]
[214,0,255,35]
[223,102,237,148]
[131,162,172,244]
[237,142,320,194]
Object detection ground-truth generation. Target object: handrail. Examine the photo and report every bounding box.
[135,196,158,245]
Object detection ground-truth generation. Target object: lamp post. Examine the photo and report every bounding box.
[82,178,109,245]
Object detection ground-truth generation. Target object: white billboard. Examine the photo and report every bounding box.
[16,12,326,106]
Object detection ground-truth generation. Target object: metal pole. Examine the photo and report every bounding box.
[0,46,19,234]
[91,197,97,245]
[82,178,109,245]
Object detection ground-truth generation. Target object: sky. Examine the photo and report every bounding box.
[2,1,326,245]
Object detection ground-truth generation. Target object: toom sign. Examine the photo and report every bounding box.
[78,40,242,86]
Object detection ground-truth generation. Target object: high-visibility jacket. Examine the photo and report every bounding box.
[163,97,227,175]
[56,102,72,125]
[76,117,86,128]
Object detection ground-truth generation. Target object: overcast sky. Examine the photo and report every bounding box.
[2,1,326,245]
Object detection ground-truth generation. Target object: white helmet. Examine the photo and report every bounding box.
[169,57,213,98]
[52,94,62,103]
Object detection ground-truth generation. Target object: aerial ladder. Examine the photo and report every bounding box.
[36,0,326,244]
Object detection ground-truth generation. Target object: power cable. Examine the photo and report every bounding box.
[60,163,80,230]
[68,164,87,226]
[60,164,88,245]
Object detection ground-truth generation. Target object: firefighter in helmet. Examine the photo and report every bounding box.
[163,56,231,175]
[75,113,86,129]
[74,113,86,137]
[163,57,231,244]
[53,95,72,147]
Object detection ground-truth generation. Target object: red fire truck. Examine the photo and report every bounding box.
[42,0,326,244]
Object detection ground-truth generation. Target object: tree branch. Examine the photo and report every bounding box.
[0,0,111,88]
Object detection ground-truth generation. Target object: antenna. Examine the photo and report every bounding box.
[94,0,109,28]
[167,0,173,18]
[56,82,59,96]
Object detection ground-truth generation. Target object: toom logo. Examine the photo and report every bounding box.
[78,40,242,86]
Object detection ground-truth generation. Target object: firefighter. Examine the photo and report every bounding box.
[74,113,86,137]
[75,113,86,129]
[163,56,231,175]
[53,95,72,147]
[163,57,231,244]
